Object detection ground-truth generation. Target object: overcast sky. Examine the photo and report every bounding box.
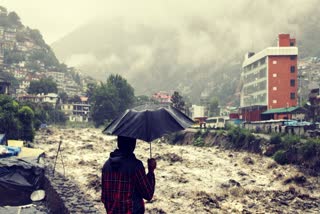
[0,0,218,44]
[1,0,315,45]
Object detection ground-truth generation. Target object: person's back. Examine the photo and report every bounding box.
[101,136,156,214]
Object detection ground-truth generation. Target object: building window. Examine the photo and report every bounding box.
[273,87,277,91]
[273,100,277,104]
[290,92,295,100]
[290,79,295,86]
[273,73,277,77]
[290,55,296,60]
[290,66,295,73]
[259,68,266,78]
[273,60,277,64]
[259,57,266,65]
[290,41,295,46]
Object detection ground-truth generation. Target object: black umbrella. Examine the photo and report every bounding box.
[103,105,194,157]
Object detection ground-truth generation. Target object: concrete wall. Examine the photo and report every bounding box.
[268,55,298,109]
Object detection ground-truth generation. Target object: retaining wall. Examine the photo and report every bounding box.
[44,169,99,213]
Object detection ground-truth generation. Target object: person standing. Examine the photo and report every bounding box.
[101,136,156,214]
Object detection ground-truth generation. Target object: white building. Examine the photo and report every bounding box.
[191,105,206,118]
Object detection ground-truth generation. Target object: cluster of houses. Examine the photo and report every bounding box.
[0,7,86,97]
[0,7,93,122]
[0,72,91,123]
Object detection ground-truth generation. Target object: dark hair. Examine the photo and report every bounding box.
[117,136,136,154]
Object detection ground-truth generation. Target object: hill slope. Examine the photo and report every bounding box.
[52,2,320,104]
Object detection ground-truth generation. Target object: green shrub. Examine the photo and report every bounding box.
[282,134,301,149]
[194,130,202,139]
[193,136,205,147]
[227,127,255,149]
[273,150,289,165]
[270,134,282,145]
[300,139,320,160]
[216,129,225,136]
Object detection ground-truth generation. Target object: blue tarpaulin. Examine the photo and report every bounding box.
[0,134,6,145]
[0,146,21,158]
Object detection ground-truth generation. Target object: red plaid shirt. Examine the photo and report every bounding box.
[101,153,155,214]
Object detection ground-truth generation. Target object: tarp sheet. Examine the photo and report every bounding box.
[0,157,44,206]
[0,134,6,145]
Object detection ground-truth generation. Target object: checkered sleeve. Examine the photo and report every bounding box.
[134,163,155,201]
[101,168,106,205]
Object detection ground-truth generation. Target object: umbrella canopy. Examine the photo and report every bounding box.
[103,105,194,143]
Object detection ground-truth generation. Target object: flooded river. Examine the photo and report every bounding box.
[34,128,320,213]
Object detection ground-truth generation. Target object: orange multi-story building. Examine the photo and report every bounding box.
[240,34,298,121]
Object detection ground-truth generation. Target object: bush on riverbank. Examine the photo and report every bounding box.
[167,128,320,172]
[268,133,320,171]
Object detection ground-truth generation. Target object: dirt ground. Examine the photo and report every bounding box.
[34,127,320,214]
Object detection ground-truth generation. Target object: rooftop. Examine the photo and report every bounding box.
[243,47,298,67]
[262,106,301,115]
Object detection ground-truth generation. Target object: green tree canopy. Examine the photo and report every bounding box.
[68,95,81,103]
[18,106,35,141]
[107,74,135,113]
[0,6,7,14]
[7,11,22,27]
[90,74,135,127]
[28,78,58,94]
[171,91,185,112]
[28,49,59,67]
[18,106,34,123]
[0,95,20,139]
[58,92,68,103]
[29,29,46,47]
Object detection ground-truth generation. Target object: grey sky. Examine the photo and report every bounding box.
[0,0,207,43]
[2,0,315,44]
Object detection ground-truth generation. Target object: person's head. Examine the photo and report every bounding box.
[117,136,136,154]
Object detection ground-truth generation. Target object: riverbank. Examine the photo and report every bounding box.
[34,127,320,213]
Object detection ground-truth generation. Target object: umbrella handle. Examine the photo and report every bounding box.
[149,142,152,158]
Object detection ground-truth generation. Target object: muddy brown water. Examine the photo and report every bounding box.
[34,128,320,214]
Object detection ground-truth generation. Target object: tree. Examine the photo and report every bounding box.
[34,103,66,125]
[18,106,35,141]
[58,92,68,103]
[0,7,8,27]
[28,49,59,67]
[0,95,20,139]
[90,74,135,127]
[91,82,119,127]
[107,74,135,115]
[29,29,46,47]
[28,78,58,94]
[171,91,185,112]
[7,11,22,27]
[0,6,7,14]
[68,95,81,103]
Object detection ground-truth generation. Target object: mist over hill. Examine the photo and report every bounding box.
[52,0,320,104]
